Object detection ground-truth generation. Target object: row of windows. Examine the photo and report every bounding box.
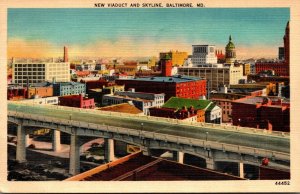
[15,76,45,80]
[14,64,45,67]
[48,72,68,75]
[155,100,164,105]
[48,68,69,71]
[15,68,45,71]
[60,88,85,93]
[223,110,230,115]
[47,99,58,103]
[179,69,230,73]
[15,72,45,75]
[15,80,41,84]
[194,47,208,53]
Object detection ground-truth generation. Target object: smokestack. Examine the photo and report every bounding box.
[64,46,68,62]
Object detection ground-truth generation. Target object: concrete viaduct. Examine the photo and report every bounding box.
[7,102,290,177]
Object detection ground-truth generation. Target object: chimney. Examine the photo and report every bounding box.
[64,46,68,62]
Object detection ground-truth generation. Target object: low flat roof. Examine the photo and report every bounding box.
[65,152,243,181]
[98,103,143,114]
[120,75,203,83]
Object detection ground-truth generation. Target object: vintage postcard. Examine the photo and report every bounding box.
[0,0,299,193]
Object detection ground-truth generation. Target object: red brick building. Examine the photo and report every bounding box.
[7,86,27,100]
[116,75,206,101]
[255,21,289,76]
[255,62,288,76]
[232,96,290,132]
[116,55,206,101]
[59,94,95,109]
[150,106,204,122]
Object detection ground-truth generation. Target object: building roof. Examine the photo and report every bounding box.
[163,97,211,110]
[237,96,265,105]
[115,91,164,100]
[226,35,235,49]
[235,96,289,108]
[29,81,52,88]
[65,152,243,181]
[53,82,85,86]
[98,103,143,114]
[121,75,203,83]
[192,44,215,46]
[205,103,216,111]
[104,94,153,103]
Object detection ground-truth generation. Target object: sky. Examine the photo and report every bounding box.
[8,8,290,59]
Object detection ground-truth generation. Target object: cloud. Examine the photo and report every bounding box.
[8,37,278,60]
[68,37,193,58]
[8,38,62,58]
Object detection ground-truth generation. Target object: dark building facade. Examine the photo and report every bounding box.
[232,96,290,132]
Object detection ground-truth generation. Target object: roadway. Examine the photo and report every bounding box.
[8,102,290,154]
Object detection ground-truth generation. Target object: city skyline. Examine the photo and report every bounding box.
[8,8,289,59]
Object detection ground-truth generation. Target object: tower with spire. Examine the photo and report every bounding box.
[225,35,236,64]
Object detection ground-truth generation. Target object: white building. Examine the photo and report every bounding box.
[12,62,70,85]
[21,96,59,105]
[191,45,218,66]
[178,64,244,91]
[205,103,222,124]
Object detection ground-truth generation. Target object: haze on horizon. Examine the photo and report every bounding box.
[8,8,289,60]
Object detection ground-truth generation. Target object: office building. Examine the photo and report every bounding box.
[12,61,70,85]
[178,64,244,91]
[191,45,217,65]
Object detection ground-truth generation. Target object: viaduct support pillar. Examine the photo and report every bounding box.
[25,134,31,147]
[16,124,26,162]
[69,134,80,175]
[104,138,115,162]
[238,162,245,178]
[52,130,61,152]
[142,147,151,156]
[173,151,184,164]
[206,158,215,170]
